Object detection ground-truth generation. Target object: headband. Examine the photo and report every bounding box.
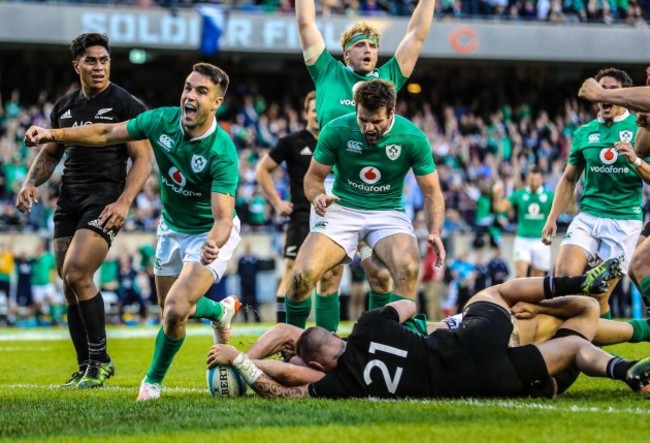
[344,34,379,50]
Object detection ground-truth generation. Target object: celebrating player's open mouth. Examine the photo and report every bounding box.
[183,102,197,122]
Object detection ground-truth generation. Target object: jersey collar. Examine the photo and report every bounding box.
[382,115,396,137]
[180,117,217,142]
[597,110,629,124]
[525,186,544,195]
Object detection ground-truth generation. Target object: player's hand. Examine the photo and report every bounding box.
[511,302,540,319]
[541,220,557,246]
[428,233,446,267]
[273,200,294,217]
[578,78,604,102]
[313,193,340,217]
[99,199,129,232]
[636,113,650,130]
[614,141,637,163]
[200,239,220,265]
[206,344,239,368]
[23,126,54,147]
[15,185,38,214]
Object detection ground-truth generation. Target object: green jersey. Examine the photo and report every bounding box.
[31,252,56,286]
[127,107,239,234]
[569,111,647,220]
[314,114,435,211]
[509,187,554,238]
[307,50,408,126]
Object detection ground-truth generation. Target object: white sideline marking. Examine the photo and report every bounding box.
[1,384,649,414]
[0,325,353,342]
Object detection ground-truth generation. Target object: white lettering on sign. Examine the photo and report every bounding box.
[81,12,199,46]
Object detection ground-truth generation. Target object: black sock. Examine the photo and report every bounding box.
[606,357,636,380]
[78,293,109,363]
[276,296,286,323]
[67,303,89,368]
[543,275,584,299]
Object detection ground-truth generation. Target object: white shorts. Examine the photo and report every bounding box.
[32,283,56,305]
[561,212,642,274]
[311,204,415,264]
[513,236,551,271]
[310,174,335,227]
[154,216,241,282]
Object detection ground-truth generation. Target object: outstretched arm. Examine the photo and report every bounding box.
[24,121,135,148]
[394,0,436,78]
[579,78,650,113]
[296,0,326,65]
[207,345,316,398]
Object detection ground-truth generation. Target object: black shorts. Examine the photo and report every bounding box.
[641,221,650,238]
[456,301,549,397]
[284,214,310,259]
[54,191,122,246]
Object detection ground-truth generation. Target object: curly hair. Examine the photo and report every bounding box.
[595,67,633,88]
[340,22,381,52]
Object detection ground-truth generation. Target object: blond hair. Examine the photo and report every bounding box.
[340,22,381,52]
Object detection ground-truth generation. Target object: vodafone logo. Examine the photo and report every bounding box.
[169,167,186,187]
[599,148,618,165]
[528,203,540,216]
[359,166,381,184]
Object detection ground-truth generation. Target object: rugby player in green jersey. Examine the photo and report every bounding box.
[24,63,242,400]
[579,69,650,317]
[543,68,650,318]
[295,0,438,325]
[495,166,554,278]
[282,80,445,330]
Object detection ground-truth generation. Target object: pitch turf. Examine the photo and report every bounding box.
[1,323,649,443]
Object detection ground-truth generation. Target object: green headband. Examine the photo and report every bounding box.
[344,34,379,50]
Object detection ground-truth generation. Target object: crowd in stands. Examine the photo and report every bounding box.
[9,0,650,24]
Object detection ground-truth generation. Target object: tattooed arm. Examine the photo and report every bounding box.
[16,142,64,213]
[249,373,312,398]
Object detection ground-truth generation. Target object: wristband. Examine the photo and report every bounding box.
[634,157,643,168]
[232,353,263,385]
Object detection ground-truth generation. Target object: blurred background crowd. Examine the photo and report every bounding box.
[1,0,650,327]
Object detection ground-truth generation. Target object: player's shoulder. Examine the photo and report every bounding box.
[52,89,82,113]
[323,113,358,133]
[107,83,146,108]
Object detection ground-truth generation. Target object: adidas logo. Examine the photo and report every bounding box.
[61,109,72,120]
[87,219,104,230]
[300,146,313,156]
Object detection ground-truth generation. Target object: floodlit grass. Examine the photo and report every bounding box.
[0,323,649,442]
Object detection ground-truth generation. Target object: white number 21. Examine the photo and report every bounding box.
[363,342,408,394]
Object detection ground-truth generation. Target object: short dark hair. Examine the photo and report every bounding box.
[192,62,230,96]
[296,327,329,363]
[303,90,316,112]
[595,67,633,88]
[354,80,396,113]
[529,165,542,175]
[70,33,110,60]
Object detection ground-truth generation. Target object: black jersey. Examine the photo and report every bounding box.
[309,307,444,398]
[51,83,147,194]
[268,129,316,215]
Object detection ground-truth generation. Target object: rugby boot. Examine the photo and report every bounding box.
[77,359,115,389]
[211,295,241,344]
[580,256,622,296]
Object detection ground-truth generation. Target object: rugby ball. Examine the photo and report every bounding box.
[207,365,247,397]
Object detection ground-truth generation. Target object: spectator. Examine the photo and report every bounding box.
[237,243,261,323]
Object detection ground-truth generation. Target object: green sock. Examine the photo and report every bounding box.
[285,296,312,329]
[600,311,612,319]
[640,275,650,307]
[190,297,224,322]
[315,292,340,332]
[145,327,185,384]
[629,318,650,343]
[369,290,391,310]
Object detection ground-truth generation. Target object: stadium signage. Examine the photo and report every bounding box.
[81,12,201,46]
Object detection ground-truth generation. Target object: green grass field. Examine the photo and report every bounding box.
[1,323,649,443]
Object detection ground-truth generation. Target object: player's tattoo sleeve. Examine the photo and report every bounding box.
[25,146,63,187]
[251,374,310,398]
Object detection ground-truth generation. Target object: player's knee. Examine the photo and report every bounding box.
[288,267,316,299]
[630,251,649,284]
[162,298,189,328]
[367,267,391,292]
[62,262,91,291]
